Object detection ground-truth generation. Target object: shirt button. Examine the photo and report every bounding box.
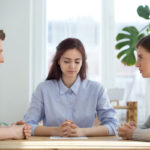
[69,90,72,94]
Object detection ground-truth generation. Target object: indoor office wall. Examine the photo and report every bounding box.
[0,0,31,123]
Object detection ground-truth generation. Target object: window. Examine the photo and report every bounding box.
[46,0,102,81]
[45,0,149,124]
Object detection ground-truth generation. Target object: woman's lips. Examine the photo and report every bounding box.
[68,71,75,73]
[139,70,143,73]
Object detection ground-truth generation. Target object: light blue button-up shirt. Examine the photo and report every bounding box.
[24,76,119,135]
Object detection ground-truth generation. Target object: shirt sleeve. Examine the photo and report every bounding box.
[132,128,150,141]
[132,116,150,141]
[24,83,45,135]
[138,116,150,129]
[96,86,119,135]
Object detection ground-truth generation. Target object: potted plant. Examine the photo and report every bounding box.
[115,5,150,66]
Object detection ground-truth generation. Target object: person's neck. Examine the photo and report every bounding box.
[62,76,77,88]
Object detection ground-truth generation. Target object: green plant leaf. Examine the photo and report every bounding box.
[116,41,130,49]
[117,49,128,59]
[123,26,139,35]
[121,53,136,66]
[116,33,130,40]
[115,26,145,66]
[138,33,146,40]
[137,5,150,20]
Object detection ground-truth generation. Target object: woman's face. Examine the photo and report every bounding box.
[136,46,150,78]
[59,48,82,79]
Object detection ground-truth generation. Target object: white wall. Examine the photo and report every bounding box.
[0,0,31,123]
[0,0,46,124]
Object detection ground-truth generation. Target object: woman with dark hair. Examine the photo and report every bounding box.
[118,35,150,141]
[24,38,118,137]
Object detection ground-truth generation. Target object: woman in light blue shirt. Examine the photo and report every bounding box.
[24,38,118,137]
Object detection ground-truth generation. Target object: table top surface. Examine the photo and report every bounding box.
[0,136,150,150]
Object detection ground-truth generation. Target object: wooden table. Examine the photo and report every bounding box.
[0,136,150,150]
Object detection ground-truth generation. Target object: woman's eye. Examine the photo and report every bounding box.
[64,61,69,63]
[75,62,80,64]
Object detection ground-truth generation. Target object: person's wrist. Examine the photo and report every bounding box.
[128,128,135,140]
[53,126,61,136]
[79,128,86,136]
[131,127,136,137]
[9,126,16,139]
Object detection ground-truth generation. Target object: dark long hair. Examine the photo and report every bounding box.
[136,35,150,52]
[0,30,5,40]
[46,38,87,80]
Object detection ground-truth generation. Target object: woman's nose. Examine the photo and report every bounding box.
[69,62,75,68]
[136,60,140,67]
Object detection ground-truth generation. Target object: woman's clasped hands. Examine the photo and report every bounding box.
[59,120,85,137]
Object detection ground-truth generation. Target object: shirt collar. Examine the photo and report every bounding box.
[70,76,81,95]
[58,76,81,95]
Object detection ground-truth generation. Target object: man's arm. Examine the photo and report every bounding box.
[0,125,25,140]
[0,127,14,140]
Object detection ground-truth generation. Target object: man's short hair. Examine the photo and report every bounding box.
[0,30,5,40]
